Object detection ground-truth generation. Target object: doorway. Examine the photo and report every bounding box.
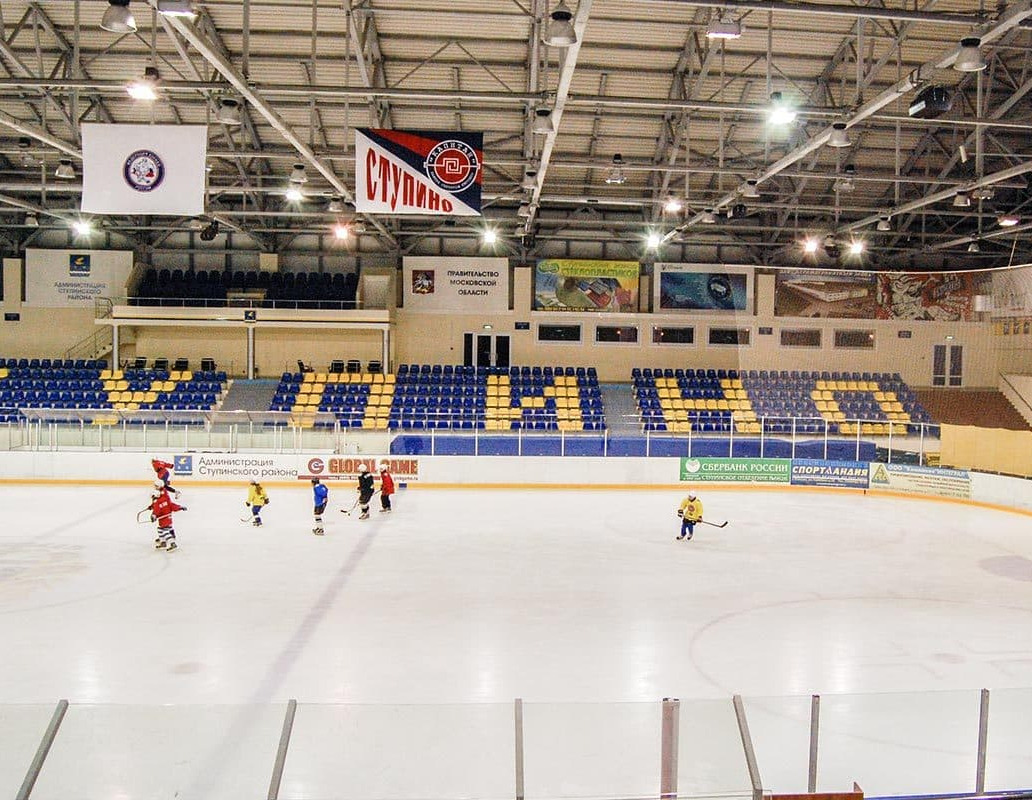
[463,333,510,368]
[932,343,962,386]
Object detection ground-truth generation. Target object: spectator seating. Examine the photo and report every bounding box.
[0,358,226,422]
[268,365,607,431]
[633,368,934,436]
[133,268,359,308]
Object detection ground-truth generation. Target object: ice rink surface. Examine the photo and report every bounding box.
[2,482,1032,798]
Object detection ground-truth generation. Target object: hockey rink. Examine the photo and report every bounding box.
[2,482,1032,797]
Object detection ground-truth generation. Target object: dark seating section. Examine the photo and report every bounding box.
[633,367,936,436]
[133,268,359,308]
[0,358,226,422]
[268,365,606,431]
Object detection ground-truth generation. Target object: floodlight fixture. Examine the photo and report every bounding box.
[849,240,865,256]
[706,14,742,39]
[876,217,892,232]
[954,36,986,72]
[215,98,242,125]
[156,0,197,18]
[768,91,797,125]
[72,219,92,236]
[482,228,499,245]
[952,192,971,208]
[25,212,39,228]
[289,163,308,184]
[663,197,683,213]
[517,202,531,218]
[333,223,351,241]
[646,232,662,249]
[604,153,627,185]
[701,209,717,224]
[532,107,554,135]
[997,212,1020,227]
[55,159,75,179]
[741,179,760,199]
[828,121,850,148]
[327,197,345,213]
[803,237,819,254]
[126,67,160,101]
[967,241,981,253]
[101,0,136,33]
[285,187,304,203]
[543,0,577,47]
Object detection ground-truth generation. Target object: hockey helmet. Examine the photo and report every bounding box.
[153,479,165,490]
[378,461,389,471]
[250,479,259,485]
[311,478,320,485]
[688,491,697,500]
[358,463,369,474]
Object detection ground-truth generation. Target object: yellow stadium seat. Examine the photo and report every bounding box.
[179,371,193,382]
[815,380,826,390]
[0,368,8,379]
[717,399,729,410]
[100,369,113,380]
[816,401,828,412]
[144,392,158,403]
[810,390,822,400]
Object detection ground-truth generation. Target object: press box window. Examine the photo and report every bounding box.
[652,326,694,345]
[708,327,751,346]
[538,324,582,342]
[596,325,638,343]
[780,329,821,348]
[834,329,875,349]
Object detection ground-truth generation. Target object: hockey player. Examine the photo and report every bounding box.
[151,458,179,497]
[311,478,329,535]
[150,480,186,551]
[245,479,270,527]
[377,461,395,513]
[677,490,704,541]
[357,464,375,520]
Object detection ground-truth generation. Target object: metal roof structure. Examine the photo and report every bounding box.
[2,0,1032,268]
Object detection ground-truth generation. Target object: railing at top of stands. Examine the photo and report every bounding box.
[111,295,374,311]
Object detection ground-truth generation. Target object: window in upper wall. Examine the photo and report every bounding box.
[780,328,822,348]
[652,326,695,345]
[537,324,582,343]
[834,329,875,349]
[596,325,638,343]
[708,327,751,346]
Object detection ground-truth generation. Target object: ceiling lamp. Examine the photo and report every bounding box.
[522,170,538,190]
[971,186,994,201]
[954,37,986,72]
[199,220,220,241]
[101,0,136,33]
[876,217,891,232]
[156,0,197,17]
[834,163,856,192]
[663,197,683,213]
[289,163,308,185]
[803,237,819,254]
[285,187,303,203]
[952,191,971,208]
[215,98,242,125]
[768,91,796,125]
[482,228,498,244]
[327,197,344,213]
[517,202,531,218]
[741,179,760,199]
[967,241,980,253]
[532,107,554,135]
[333,223,351,241]
[72,219,92,236]
[126,67,160,101]
[849,240,865,256]
[706,14,742,40]
[701,209,717,224]
[543,0,577,47]
[25,212,39,228]
[55,159,75,179]
[997,212,1020,227]
[729,203,747,219]
[646,232,662,249]
[604,154,627,185]
[828,121,850,148]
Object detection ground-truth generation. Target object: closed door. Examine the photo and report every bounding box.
[463,333,510,368]
[932,344,963,386]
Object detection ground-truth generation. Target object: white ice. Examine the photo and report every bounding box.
[1,483,1032,798]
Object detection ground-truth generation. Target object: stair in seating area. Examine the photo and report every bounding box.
[915,389,1030,431]
[599,383,641,435]
[219,379,280,412]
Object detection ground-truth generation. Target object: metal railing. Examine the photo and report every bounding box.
[112,294,372,311]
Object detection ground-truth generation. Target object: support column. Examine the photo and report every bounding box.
[111,324,120,366]
[247,325,255,379]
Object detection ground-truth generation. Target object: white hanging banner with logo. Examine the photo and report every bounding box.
[355,128,482,215]
[81,123,208,215]
[402,256,508,313]
[24,248,133,308]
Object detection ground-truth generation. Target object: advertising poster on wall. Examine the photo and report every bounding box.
[991,265,1032,318]
[874,272,989,321]
[868,462,971,498]
[655,264,751,311]
[24,248,133,308]
[402,257,508,313]
[774,270,879,318]
[533,260,639,312]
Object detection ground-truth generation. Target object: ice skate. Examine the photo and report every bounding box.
[313,526,325,536]
[379,508,390,513]
[155,539,167,549]
[359,512,369,520]
[252,518,262,527]
[165,541,178,552]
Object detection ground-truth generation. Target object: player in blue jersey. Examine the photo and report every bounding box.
[311,478,329,535]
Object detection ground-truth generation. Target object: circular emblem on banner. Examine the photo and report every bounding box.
[123,149,165,193]
[423,140,480,193]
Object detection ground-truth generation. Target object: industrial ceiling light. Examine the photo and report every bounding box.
[126,66,160,101]
[646,232,662,249]
[741,179,760,199]
[215,98,242,125]
[967,241,980,253]
[706,14,742,40]
[543,0,577,47]
[72,219,92,236]
[803,237,819,254]
[285,187,304,203]
[532,107,554,135]
[701,209,717,224]
[971,186,994,201]
[327,197,344,213]
[663,197,683,213]
[55,159,75,179]
[604,154,627,185]
[482,228,498,244]
[522,170,538,190]
[729,203,747,219]
[333,222,351,241]
[156,0,197,18]
[199,220,220,241]
[828,121,850,148]
[517,202,531,218]
[768,91,796,125]
[289,163,308,184]
[952,191,971,208]
[954,36,986,72]
[25,212,39,228]
[101,0,136,33]
[849,240,865,255]
[997,212,1020,227]
[834,163,856,192]
[876,217,892,232]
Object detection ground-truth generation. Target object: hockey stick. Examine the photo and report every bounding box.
[699,519,729,528]
[340,490,379,515]
[136,508,153,524]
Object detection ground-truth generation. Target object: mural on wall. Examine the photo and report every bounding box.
[991,265,1032,318]
[654,264,751,311]
[533,260,639,312]
[775,269,990,321]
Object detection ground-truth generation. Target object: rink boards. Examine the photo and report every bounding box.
[0,451,1029,515]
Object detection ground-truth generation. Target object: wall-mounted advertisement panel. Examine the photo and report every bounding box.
[655,264,751,312]
[991,265,1032,318]
[402,256,508,314]
[774,270,879,318]
[875,272,989,321]
[24,249,133,308]
[533,260,639,312]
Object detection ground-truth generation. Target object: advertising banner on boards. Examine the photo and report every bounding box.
[680,457,791,483]
[24,248,133,308]
[533,260,639,312]
[355,128,482,215]
[790,459,869,488]
[402,257,508,313]
[868,462,971,498]
[655,264,750,311]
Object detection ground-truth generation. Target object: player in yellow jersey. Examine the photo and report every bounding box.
[677,491,704,541]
